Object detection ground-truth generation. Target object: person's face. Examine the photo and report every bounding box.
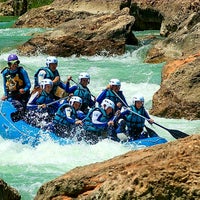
[135,101,143,109]
[111,85,120,92]
[8,61,18,71]
[81,78,89,87]
[44,84,52,93]
[49,63,57,72]
[106,107,113,115]
[73,102,81,110]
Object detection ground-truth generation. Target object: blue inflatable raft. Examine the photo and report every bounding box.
[0,100,167,147]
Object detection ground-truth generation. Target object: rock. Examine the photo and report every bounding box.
[150,53,200,119]
[34,134,200,200]
[0,0,13,16]
[0,179,21,200]
[146,12,200,63]
[17,8,137,57]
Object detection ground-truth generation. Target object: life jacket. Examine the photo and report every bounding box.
[34,67,58,86]
[105,90,118,104]
[125,105,145,129]
[2,67,28,99]
[105,90,125,110]
[36,90,54,104]
[83,107,109,132]
[53,103,77,126]
[34,67,68,98]
[73,84,91,111]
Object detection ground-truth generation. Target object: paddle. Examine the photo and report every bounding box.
[144,125,158,137]
[112,90,189,139]
[46,95,69,106]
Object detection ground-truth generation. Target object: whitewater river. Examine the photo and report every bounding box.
[0,18,199,199]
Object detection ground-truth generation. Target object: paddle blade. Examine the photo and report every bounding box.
[10,111,22,122]
[145,125,159,137]
[168,129,189,139]
[117,133,128,142]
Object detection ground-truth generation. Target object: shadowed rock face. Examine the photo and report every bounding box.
[150,53,200,120]
[34,134,200,200]
[0,179,21,200]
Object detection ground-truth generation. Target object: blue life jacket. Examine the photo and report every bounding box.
[83,107,110,132]
[105,90,127,110]
[73,84,92,111]
[53,103,77,127]
[1,66,30,101]
[34,67,60,94]
[125,105,145,129]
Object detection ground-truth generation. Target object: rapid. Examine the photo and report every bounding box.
[0,18,199,200]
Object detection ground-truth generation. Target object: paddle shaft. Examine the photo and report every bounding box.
[46,96,69,106]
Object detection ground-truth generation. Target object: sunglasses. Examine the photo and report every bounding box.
[8,60,19,65]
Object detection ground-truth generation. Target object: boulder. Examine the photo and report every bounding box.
[34,134,200,199]
[150,53,200,120]
[0,0,13,16]
[0,179,21,200]
[17,8,137,57]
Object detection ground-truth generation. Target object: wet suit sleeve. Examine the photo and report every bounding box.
[37,70,46,84]
[77,110,86,120]
[2,70,7,96]
[96,89,107,104]
[91,110,107,128]
[144,109,151,120]
[59,82,77,93]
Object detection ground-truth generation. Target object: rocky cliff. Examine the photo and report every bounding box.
[34,134,200,200]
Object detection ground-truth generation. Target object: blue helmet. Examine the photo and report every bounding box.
[109,79,121,86]
[7,54,20,64]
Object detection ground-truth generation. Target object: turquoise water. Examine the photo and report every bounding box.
[0,20,200,200]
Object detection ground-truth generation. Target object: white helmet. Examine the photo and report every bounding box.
[69,96,82,106]
[78,72,90,83]
[109,79,121,86]
[46,56,58,67]
[101,99,115,110]
[40,78,53,89]
[132,95,144,105]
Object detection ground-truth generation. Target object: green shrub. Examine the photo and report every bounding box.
[28,0,54,9]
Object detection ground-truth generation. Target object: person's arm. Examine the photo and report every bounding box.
[21,69,31,92]
[96,89,107,104]
[37,70,46,84]
[76,110,86,120]
[144,109,154,124]
[2,72,8,96]
[91,110,107,127]
[53,76,60,85]
[52,70,60,85]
